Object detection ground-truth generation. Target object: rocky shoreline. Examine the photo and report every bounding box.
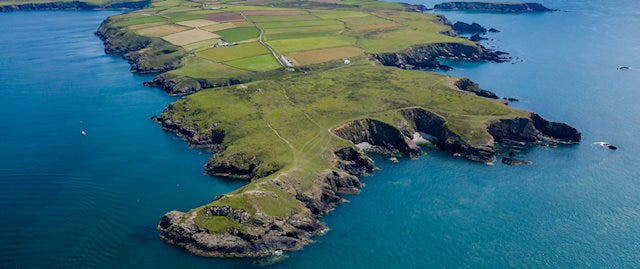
[434,1,556,13]
[0,0,149,12]
[152,97,580,257]
[372,42,509,70]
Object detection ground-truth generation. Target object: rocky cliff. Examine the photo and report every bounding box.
[95,19,183,73]
[372,42,508,70]
[434,2,555,13]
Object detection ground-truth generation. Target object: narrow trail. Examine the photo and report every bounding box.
[266,122,294,151]
[241,13,285,68]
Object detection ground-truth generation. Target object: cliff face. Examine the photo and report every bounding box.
[434,2,555,13]
[330,107,581,164]
[0,0,149,12]
[332,119,422,158]
[157,150,375,257]
[95,20,183,73]
[372,42,508,70]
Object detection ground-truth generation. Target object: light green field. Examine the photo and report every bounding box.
[248,15,320,22]
[268,36,355,53]
[309,9,371,19]
[214,26,260,42]
[340,15,394,26]
[197,42,270,62]
[224,54,281,72]
[258,19,342,29]
[113,15,166,27]
[169,56,251,80]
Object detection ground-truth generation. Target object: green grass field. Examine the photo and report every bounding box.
[268,36,355,53]
[258,19,343,29]
[214,26,260,42]
[225,54,281,72]
[197,42,269,62]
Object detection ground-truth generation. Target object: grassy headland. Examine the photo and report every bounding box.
[92,0,580,257]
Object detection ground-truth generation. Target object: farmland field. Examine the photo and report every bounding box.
[268,36,355,52]
[176,19,219,28]
[201,22,236,32]
[288,46,364,66]
[169,56,251,80]
[135,24,189,37]
[224,54,281,72]
[258,19,342,29]
[197,42,269,62]
[162,29,220,46]
[214,26,259,42]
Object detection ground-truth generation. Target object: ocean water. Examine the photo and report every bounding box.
[1,0,639,267]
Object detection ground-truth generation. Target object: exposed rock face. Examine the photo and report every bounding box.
[95,19,151,54]
[0,0,148,12]
[158,209,324,258]
[434,2,556,13]
[399,107,495,162]
[501,157,532,165]
[332,147,377,176]
[454,77,498,99]
[469,33,488,42]
[158,150,375,257]
[144,73,242,96]
[151,109,219,146]
[95,19,183,73]
[332,119,422,158]
[372,42,509,70]
[488,114,581,145]
[453,21,487,34]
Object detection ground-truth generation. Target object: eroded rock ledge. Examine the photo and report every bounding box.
[372,42,508,70]
[95,19,184,73]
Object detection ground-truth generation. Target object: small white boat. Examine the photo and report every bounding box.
[81,130,87,136]
[273,250,283,256]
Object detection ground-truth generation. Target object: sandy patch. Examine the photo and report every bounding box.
[135,24,190,37]
[163,29,221,46]
[201,22,236,32]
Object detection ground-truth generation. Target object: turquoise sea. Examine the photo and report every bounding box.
[1,0,639,267]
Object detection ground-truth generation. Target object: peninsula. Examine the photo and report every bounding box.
[68,0,578,257]
[434,2,556,13]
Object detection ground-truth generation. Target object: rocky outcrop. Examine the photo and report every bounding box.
[331,119,422,158]
[151,109,220,146]
[144,73,242,96]
[372,42,509,70]
[488,113,581,145]
[454,77,498,99]
[95,19,151,54]
[158,208,324,258]
[399,107,495,162]
[452,21,487,34]
[434,2,556,13]
[158,150,375,257]
[95,19,183,73]
[0,0,148,12]
[332,147,377,176]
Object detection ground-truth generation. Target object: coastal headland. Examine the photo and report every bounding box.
[10,0,578,258]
